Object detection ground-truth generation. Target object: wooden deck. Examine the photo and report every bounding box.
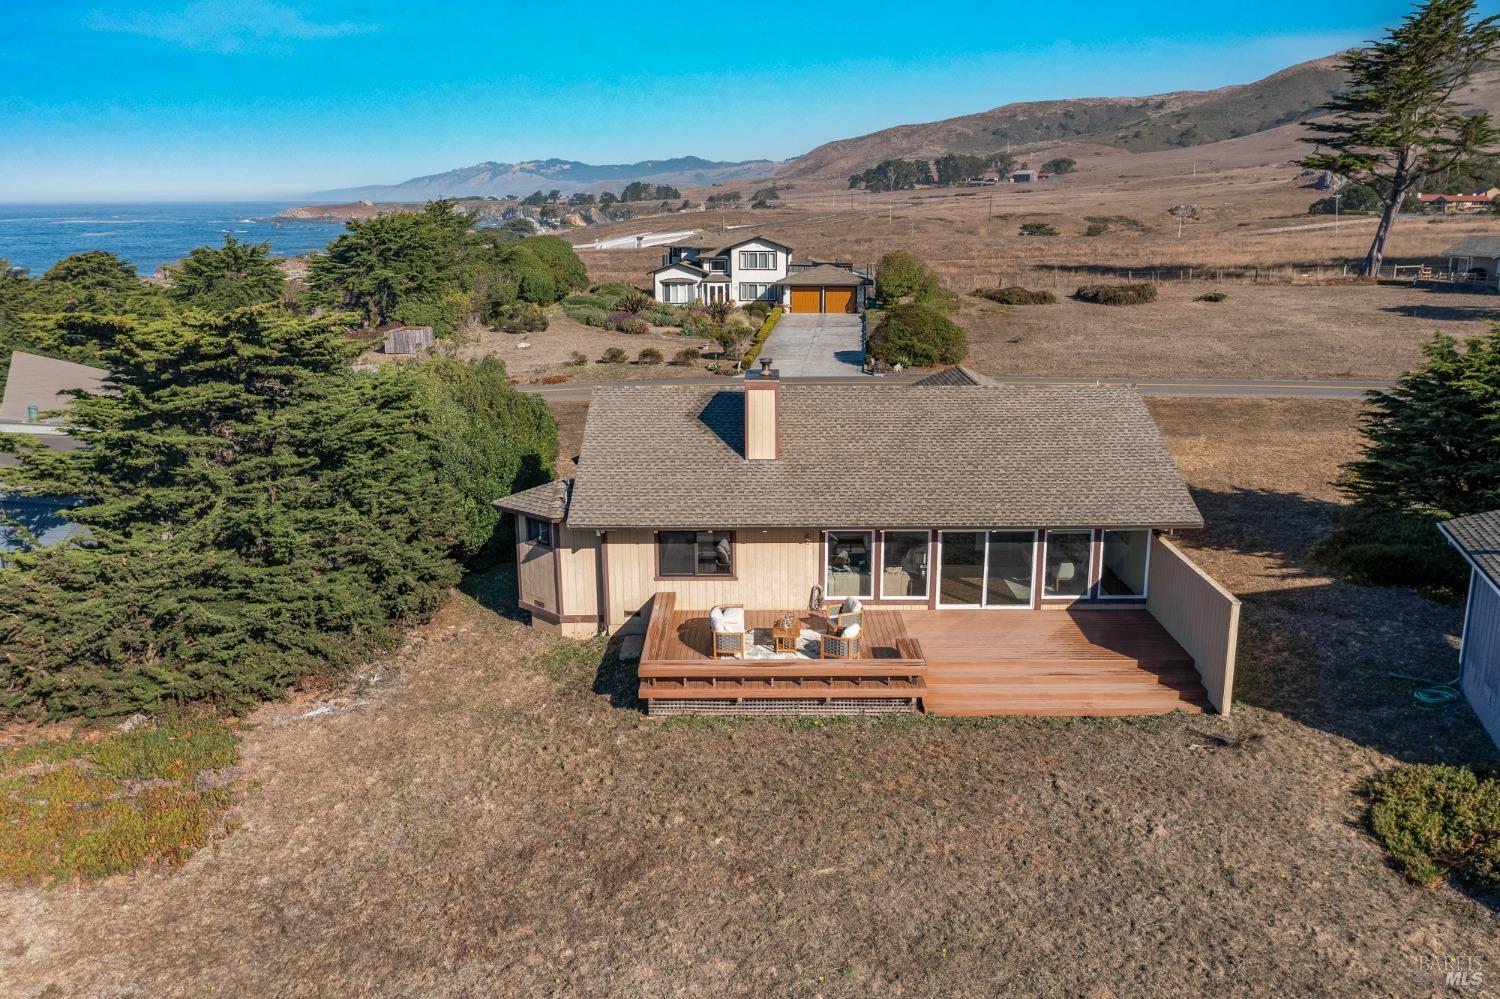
[901,608,1208,716]
[637,594,926,715]
[636,594,1208,717]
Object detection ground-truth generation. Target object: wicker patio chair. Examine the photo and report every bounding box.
[709,604,748,659]
[820,623,862,660]
[827,596,863,632]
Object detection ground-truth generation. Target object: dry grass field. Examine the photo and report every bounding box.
[565,132,1500,382]
[4,397,1495,997]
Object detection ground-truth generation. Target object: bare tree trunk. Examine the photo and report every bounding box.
[1362,172,1409,278]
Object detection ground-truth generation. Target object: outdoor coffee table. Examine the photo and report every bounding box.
[771,616,801,654]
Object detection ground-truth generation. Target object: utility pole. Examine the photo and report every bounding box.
[1333,192,1343,235]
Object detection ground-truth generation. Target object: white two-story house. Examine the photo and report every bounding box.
[650,236,868,313]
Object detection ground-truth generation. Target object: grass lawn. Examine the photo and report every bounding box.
[1,397,1496,996]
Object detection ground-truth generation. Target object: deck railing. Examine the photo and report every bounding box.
[1145,537,1241,714]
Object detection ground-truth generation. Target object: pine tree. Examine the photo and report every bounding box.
[0,308,556,718]
[1300,0,1500,276]
[1345,328,1500,515]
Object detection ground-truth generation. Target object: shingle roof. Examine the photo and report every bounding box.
[565,383,1203,530]
[1443,236,1500,258]
[494,479,572,521]
[910,366,997,387]
[1441,510,1500,591]
[0,351,109,424]
[778,264,866,287]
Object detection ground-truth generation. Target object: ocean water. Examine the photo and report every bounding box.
[0,203,349,276]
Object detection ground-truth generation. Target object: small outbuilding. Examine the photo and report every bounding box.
[1441,236,1500,290]
[382,325,435,354]
[1440,510,1500,747]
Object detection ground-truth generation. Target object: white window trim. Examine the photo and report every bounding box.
[738,250,775,271]
[823,529,876,601]
[878,529,932,601]
[1096,528,1152,600]
[1040,529,1094,600]
[935,529,1037,610]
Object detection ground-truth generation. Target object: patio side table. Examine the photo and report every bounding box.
[771,617,800,654]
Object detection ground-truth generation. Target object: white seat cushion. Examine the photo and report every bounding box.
[841,597,862,614]
[712,607,744,632]
[841,623,861,639]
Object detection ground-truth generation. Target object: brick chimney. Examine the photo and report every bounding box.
[743,364,780,460]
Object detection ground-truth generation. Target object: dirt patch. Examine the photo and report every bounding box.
[957,282,1497,381]
[2,398,1495,996]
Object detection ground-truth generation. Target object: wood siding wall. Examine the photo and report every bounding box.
[1145,536,1241,714]
[557,526,601,621]
[517,535,558,613]
[1461,569,1500,747]
[605,528,819,631]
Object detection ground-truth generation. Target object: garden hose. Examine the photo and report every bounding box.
[1387,671,1462,708]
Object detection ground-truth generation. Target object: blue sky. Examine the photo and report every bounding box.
[0,1,1460,201]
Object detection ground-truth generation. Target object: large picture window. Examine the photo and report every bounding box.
[1100,530,1150,598]
[1043,531,1091,598]
[881,531,930,599]
[658,531,735,577]
[738,250,774,270]
[662,282,691,304]
[825,531,873,598]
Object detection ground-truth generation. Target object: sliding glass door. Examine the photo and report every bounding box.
[938,530,1036,608]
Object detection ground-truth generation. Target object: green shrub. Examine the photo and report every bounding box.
[671,346,700,366]
[563,304,608,327]
[1019,223,1058,237]
[600,347,628,364]
[618,288,654,313]
[976,286,1056,305]
[741,307,782,369]
[1083,222,1109,237]
[915,286,961,315]
[876,250,939,303]
[1314,505,1469,597]
[637,347,664,365]
[568,351,587,366]
[1368,764,1500,888]
[868,303,967,367]
[590,282,632,306]
[744,300,772,318]
[490,301,548,333]
[1074,283,1157,305]
[1196,291,1229,303]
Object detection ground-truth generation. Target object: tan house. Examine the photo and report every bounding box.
[496,372,1240,718]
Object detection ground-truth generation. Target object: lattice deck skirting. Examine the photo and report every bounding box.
[647,696,918,717]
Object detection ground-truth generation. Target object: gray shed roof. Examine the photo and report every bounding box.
[0,351,109,425]
[1441,510,1500,591]
[910,365,998,387]
[778,264,866,287]
[1443,236,1500,258]
[494,479,572,521]
[564,383,1202,530]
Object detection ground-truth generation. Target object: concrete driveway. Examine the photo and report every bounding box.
[761,313,866,377]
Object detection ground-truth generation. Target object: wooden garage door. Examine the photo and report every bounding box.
[790,288,821,313]
[824,288,855,313]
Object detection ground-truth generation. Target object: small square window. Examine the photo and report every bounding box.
[524,517,553,547]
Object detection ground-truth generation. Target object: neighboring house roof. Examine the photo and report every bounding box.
[0,351,109,424]
[564,384,1203,530]
[716,235,793,255]
[910,365,997,387]
[777,264,867,287]
[1443,236,1500,257]
[1440,510,1500,591]
[651,261,706,276]
[493,479,573,522]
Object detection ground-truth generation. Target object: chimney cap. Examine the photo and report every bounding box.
[759,357,773,372]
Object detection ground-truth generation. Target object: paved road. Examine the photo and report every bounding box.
[760,313,866,377]
[521,374,1392,401]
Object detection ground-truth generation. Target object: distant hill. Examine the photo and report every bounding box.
[311,156,782,201]
[780,55,1355,179]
